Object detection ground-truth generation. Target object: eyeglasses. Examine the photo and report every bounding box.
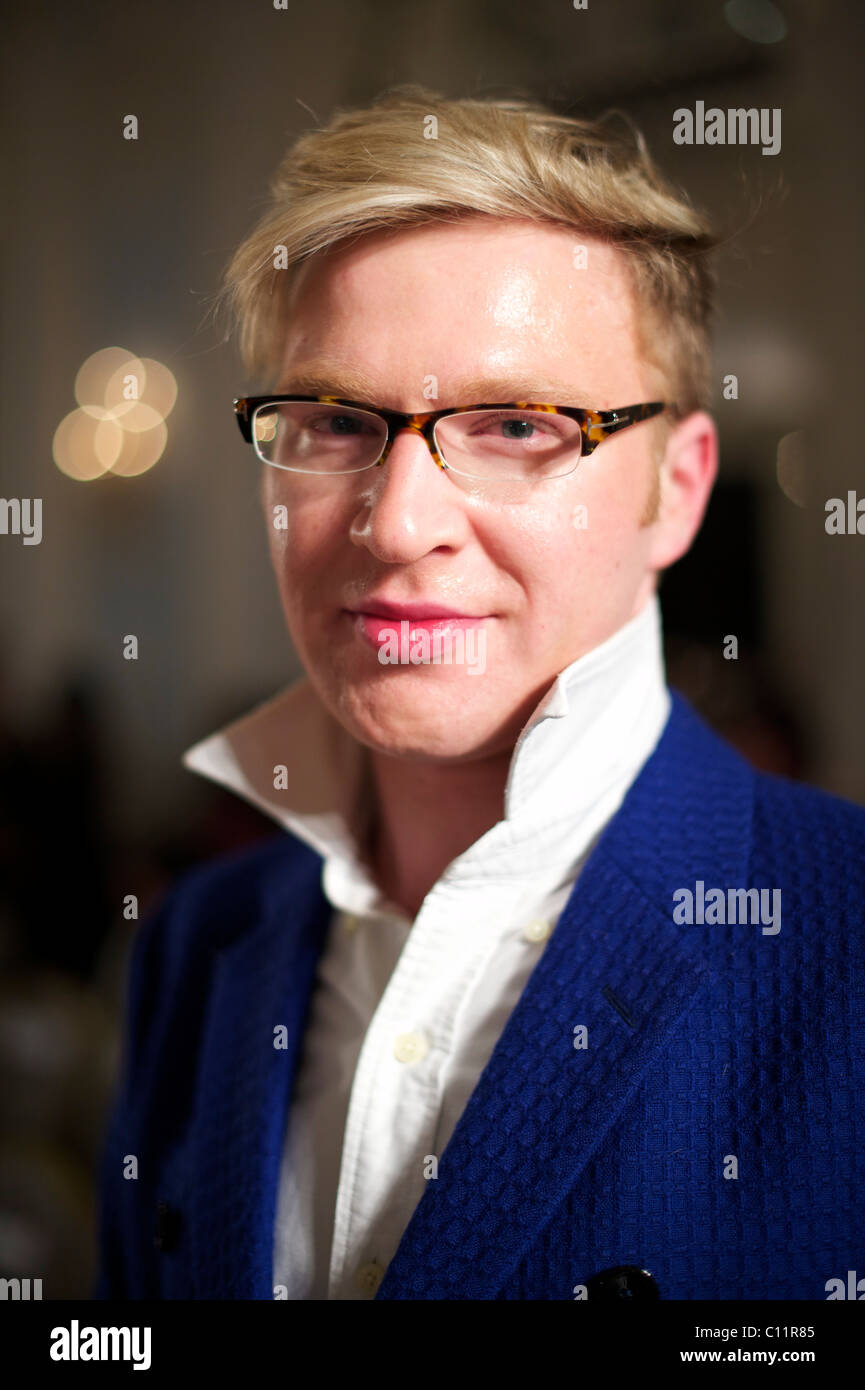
[233,394,666,483]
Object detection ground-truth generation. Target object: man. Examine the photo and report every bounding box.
[94,86,864,1301]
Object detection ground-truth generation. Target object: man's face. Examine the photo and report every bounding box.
[263,217,698,762]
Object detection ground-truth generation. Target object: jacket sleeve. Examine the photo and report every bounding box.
[91,889,172,1299]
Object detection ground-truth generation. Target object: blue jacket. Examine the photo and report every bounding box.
[93,693,865,1300]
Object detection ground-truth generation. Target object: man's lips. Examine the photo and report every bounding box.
[343,600,491,648]
[347,599,486,620]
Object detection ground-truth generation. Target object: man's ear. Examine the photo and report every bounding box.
[647,410,718,570]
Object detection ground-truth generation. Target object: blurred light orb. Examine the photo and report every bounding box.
[776,430,808,507]
[75,346,135,417]
[52,408,123,481]
[137,356,177,419]
[723,0,788,45]
[110,400,164,434]
[110,418,168,476]
[60,346,176,479]
[103,355,148,419]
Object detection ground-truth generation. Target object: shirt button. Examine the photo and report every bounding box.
[523,917,552,943]
[343,913,361,933]
[355,1261,385,1295]
[393,1031,430,1064]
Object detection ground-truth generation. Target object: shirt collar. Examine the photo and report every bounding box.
[502,593,668,822]
[182,594,668,876]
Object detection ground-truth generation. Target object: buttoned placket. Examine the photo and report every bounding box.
[324,828,574,1300]
[326,879,501,1297]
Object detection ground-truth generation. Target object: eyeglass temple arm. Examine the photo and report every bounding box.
[601,403,666,433]
[234,399,252,441]
[581,402,666,455]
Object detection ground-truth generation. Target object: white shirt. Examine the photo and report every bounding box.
[181,594,671,1299]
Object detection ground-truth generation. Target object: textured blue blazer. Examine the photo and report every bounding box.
[93,693,865,1300]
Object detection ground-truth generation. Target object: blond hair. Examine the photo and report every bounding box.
[215,84,717,418]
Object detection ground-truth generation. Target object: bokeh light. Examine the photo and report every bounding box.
[102,355,148,420]
[75,347,135,418]
[52,408,124,482]
[776,430,808,508]
[723,0,788,45]
[58,346,177,480]
[110,418,169,477]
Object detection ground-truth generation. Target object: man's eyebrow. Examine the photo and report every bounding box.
[447,375,589,403]
[276,365,379,398]
[276,364,589,405]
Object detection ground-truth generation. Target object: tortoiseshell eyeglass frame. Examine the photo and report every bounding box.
[233,394,667,474]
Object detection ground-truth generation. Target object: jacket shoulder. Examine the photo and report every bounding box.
[749,766,865,905]
[122,832,324,1078]
[664,690,865,839]
[616,692,865,909]
[753,763,865,824]
[147,830,322,951]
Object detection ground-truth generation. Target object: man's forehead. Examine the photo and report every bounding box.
[285,217,634,321]
[277,222,642,407]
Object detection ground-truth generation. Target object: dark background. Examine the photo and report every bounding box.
[0,0,862,1296]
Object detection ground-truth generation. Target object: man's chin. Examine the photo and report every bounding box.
[321,672,521,764]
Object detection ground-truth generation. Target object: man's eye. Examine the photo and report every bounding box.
[308,412,370,435]
[469,413,561,441]
[496,418,537,439]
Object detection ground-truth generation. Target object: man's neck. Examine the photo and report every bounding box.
[366,746,513,919]
[360,598,666,921]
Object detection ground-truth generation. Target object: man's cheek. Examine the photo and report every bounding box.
[265,499,322,561]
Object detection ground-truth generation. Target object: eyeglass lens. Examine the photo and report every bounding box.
[251,401,584,480]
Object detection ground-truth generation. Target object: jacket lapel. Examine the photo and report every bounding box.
[187,842,331,1299]
[377,693,756,1299]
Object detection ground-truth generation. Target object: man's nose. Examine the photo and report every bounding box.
[348,426,468,564]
